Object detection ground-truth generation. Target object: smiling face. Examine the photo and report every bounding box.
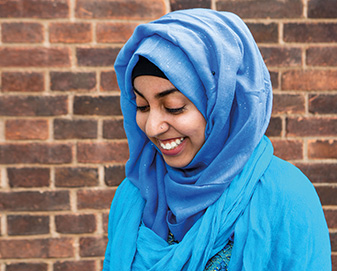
[133,75,206,168]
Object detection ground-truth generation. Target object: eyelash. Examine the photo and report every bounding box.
[136,105,186,114]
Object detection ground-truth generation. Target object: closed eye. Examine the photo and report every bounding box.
[166,106,186,114]
[136,105,149,112]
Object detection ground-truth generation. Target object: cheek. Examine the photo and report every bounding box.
[136,113,146,133]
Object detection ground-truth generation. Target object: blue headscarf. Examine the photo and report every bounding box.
[115,9,272,241]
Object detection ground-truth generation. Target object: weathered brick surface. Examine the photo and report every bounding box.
[284,23,337,43]
[97,22,138,43]
[76,47,120,67]
[216,0,303,19]
[55,167,98,187]
[100,70,119,91]
[50,72,96,91]
[73,96,121,116]
[54,119,97,139]
[79,236,108,257]
[0,191,70,212]
[0,238,74,259]
[104,165,126,186]
[0,48,71,67]
[6,262,48,271]
[54,260,96,271]
[0,1,336,269]
[103,119,126,139]
[0,0,69,19]
[309,94,337,114]
[286,117,337,137]
[7,167,50,188]
[1,22,44,43]
[307,47,337,67]
[55,214,96,234]
[308,0,337,19]
[77,142,129,163]
[75,0,166,19]
[50,23,92,43]
[1,72,44,92]
[281,70,337,91]
[77,189,115,210]
[7,215,49,236]
[0,143,72,164]
[6,119,49,140]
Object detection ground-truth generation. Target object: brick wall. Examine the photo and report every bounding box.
[0,0,336,270]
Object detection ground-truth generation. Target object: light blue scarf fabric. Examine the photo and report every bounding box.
[114,9,273,241]
[104,9,331,270]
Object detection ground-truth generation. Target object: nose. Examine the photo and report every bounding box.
[145,110,168,137]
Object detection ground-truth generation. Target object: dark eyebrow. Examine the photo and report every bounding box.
[133,87,179,99]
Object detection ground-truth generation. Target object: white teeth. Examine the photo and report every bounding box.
[160,137,184,150]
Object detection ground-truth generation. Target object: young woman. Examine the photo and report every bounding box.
[103,9,331,270]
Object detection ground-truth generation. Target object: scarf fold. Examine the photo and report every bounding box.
[115,9,273,241]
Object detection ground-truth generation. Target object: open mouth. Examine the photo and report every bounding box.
[158,137,185,150]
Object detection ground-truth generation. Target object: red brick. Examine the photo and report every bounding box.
[295,163,337,183]
[7,215,49,236]
[272,94,305,114]
[2,22,43,43]
[0,143,72,164]
[77,189,115,210]
[50,23,92,43]
[6,262,48,271]
[97,22,138,43]
[308,0,337,18]
[103,119,126,139]
[0,0,69,18]
[307,47,337,66]
[260,47,302,67]
[216,0,303,18]
[50,72,96,91]
[309,94,337,114]
[0,96,68,116]
[102,213,109,233]
[76,47,119,67]
[73,95,121,116]
[75,0,166,19]
[281,70,337,91]
[1,72,44,92]
[269,71,279,90]
[77,142,129,164]
[324,209,337,229]
[79,236,108,257]
[104,165,125,186]
[100,70,119,91]
[0,191,70,212]
[286,117,337,137]
[316,186,337,206]
[54,260,96,271]
[6,119,49,140]
[0,47,70,67]
[333,255,337,271]
[54,119,97,139]
[55,167,98,187]
[271,139,303,160]
[55,214,96,234]
[7,167,50,188]
[308,140,337,159]
[170,0,211,10]
[331,232,337,252]
[284,23,337,43]
[246,23,278,44]
[265,117,282,137]
[0,238,74,259]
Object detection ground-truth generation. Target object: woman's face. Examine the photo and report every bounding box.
[133,75,206,168]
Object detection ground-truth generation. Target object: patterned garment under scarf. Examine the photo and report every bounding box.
[167,232,233,271]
